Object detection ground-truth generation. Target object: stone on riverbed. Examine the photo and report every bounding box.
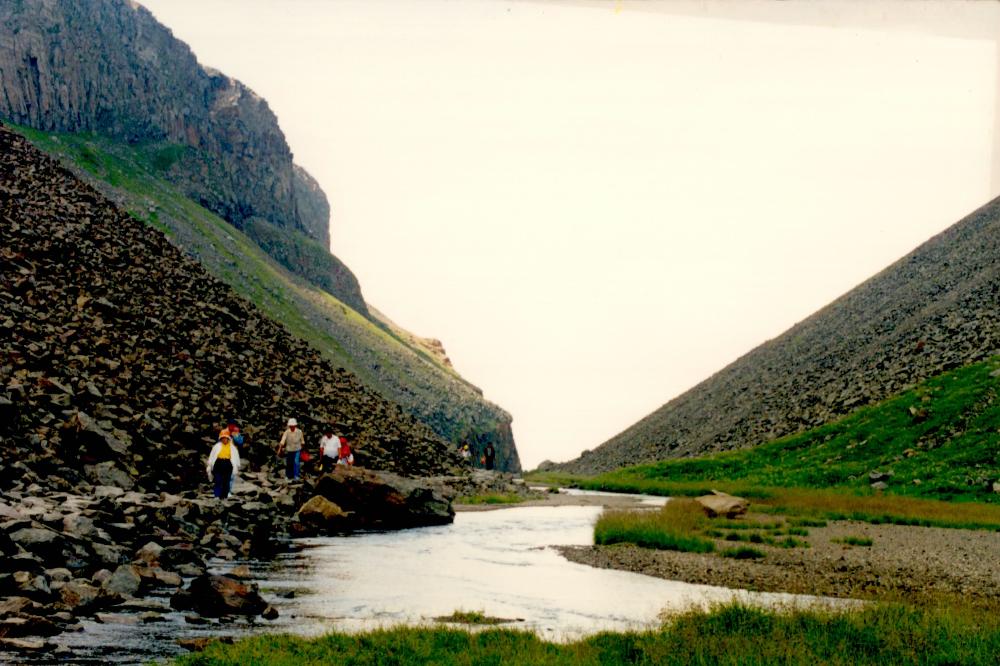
[169,574,267,617]
[695,491,749,518]
[312,467,454,531]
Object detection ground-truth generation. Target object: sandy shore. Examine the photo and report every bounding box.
[557,516,1000,603]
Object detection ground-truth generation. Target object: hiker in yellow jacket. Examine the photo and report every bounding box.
[207,430,241,499]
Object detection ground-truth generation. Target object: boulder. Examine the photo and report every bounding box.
[314,467,454,530]
[102,565,141,598]
[170,574,267,617]
[0,613,61,638]
[84,462,134,490]
[58,580,106,614]
[0,637,51,651]
[295,495,349,533]
[66,411,129,458]
[695,491,749,519]
[8,527,66,565]
[135,541,164,565]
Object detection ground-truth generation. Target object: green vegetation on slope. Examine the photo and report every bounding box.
[535,356,1000,508]
[10,124,514,459]
[174,601,1000,666]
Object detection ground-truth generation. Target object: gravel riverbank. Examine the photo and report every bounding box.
[557,517,1000,603]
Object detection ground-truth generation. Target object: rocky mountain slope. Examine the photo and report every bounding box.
[10,124,521,474]
[555,196,1000,474]
[0,124,462,488]
[0,0,522,472]
[0,0,359,311]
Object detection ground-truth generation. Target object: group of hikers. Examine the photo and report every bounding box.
[206,418,355,499]
[460,440,497,470]
[206,419,500,499]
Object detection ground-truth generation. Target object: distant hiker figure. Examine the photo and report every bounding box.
[460,442,471,464]
[484,442,496,471]
[207,430,240,499]
[226,419,245,452]
[277,418,304,480]
[318,426,340,473]
[337,438,354,467]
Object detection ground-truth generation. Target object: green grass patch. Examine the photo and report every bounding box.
[454,493,526,505]
[720,546,766,559]
[595,500,715,553]
[173,601,1000,665]
[833,536,874,547]
[536,356,1000,511]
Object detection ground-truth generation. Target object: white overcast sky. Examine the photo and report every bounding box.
[139,0,998,469]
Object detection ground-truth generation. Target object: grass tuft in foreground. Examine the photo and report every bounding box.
[833,536,874,547]
[174,601,1000,666]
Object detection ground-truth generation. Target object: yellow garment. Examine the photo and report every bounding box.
[218,442,232,460]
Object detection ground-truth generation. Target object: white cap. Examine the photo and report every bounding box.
[287,418,298,427]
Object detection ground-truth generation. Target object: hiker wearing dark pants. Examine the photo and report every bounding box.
[207,432,240,499]
[277,417,304,480]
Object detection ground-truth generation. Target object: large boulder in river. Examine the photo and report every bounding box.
[313,467,453,530]
[695,491,749,519]
[295,495,350,535]
[170,574,267,617]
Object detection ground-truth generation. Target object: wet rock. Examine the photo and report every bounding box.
[0,597,38,618]
[229,565,252,580]
[102,565,141,598]
[261,604,279,620]
[695,491,749,519]
[0,613,60,637]
[170,574,267,617]
[57,580,105,614]
[295,495,349,533]
[0,636,51,651]
[135,541,163,565]
[314,467,454,530]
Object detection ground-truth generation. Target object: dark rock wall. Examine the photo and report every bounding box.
[557,196,1000,474]
[0,0,367,310]
[0,125,463,491]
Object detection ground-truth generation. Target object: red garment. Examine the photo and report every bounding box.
[338,443,351,459]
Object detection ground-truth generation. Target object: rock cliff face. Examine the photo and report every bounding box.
[556,196,1000,474]
[0,0,364,312]
[0,124,461,489]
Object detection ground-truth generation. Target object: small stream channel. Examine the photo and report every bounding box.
[28,492,838,664]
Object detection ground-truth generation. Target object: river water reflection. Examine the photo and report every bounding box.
[44,494,839,663]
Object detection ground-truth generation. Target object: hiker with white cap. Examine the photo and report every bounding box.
[277,418,305,480]
[207,429,241,499]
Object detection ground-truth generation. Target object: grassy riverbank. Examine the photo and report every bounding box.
[531,357,1000,531]
[175,601,1000,665]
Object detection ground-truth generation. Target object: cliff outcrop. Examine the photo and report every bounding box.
[556,196,1000,474]
[0,0,366,314]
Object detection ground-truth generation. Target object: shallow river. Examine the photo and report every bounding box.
[33,494,835,664]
